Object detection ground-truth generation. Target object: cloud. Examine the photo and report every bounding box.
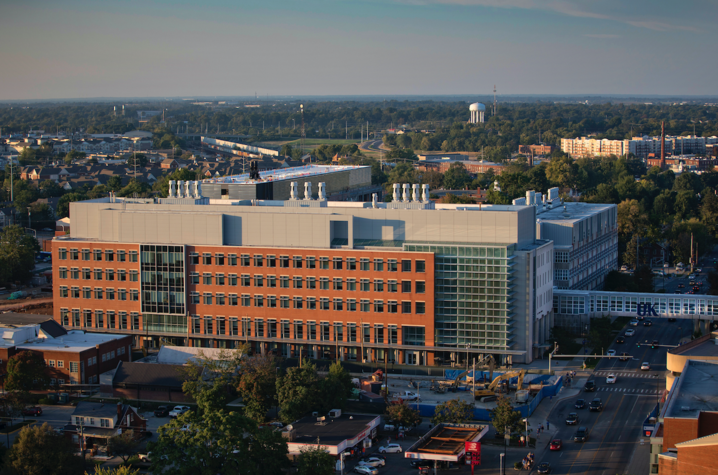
[403,0,700,32]
[584,34,620,38]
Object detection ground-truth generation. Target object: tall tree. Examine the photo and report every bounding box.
[6,350,48,392]
[317,361,354,413]
[297,445,335,475]
[107,431,140,463]
[489,395,523,435]
[384,402,422,429]
[442,162,470,190]
[276,360,319,424]
[0,225,39,286]
[237,353,278,423]
[431,399,474,425]
[7,423,85,475]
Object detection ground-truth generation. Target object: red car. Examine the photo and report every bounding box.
[549,439,562,451]
[22,406,42,417]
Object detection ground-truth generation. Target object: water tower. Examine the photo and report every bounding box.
[469,103,485,124]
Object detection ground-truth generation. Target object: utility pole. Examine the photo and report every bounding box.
[690,233,694,273]
[300,105,305,157]
[346,121,348,140]
[472,357,476,407]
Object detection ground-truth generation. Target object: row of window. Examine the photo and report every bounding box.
[58,248,138,263]
[58,267,139,282]
[190,253,426,273]
[189,274,426,293]
[188,292,426,314]
[59,286,139,301]
[60,309,140,331]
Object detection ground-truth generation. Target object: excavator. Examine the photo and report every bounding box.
[473,369,526,400]
[450,355,496,390]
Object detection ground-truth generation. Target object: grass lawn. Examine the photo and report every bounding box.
[611,317,632,332]
[284,138,360,147]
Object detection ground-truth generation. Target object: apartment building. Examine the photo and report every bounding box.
[0,313,132,385]
[51,173,570,365]
[561,135,718,159]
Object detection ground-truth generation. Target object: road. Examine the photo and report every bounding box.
[359,139,386,153]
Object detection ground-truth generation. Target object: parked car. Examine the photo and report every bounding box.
[410,460,433,469]
[573,427,588,442]
[606,374,617,384]
[537,462,552,473]
[354,466,378,475]
[358,457,386,468]
[21,406,42,417]
[589,398,603,412]
[584,381,596,392]
[169,406,191,418]
[616,336,625,344]
[379,443,403,454]
[625,329,635,337]
[574,399,585,409]
[565,413,579,425]
[383,423,396,432]
[154,406,169,417]
[549,439,562,451]
[641,362,651,371]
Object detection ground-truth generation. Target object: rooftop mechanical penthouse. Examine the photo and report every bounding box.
[52,175,614,366]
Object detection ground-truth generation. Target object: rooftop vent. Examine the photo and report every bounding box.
[681,406,691,411]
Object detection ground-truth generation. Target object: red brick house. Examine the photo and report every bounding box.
[65,401,147,452]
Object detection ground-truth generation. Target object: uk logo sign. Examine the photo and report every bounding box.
[637,303,658,317]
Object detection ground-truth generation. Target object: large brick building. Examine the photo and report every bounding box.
[0,313,131,386]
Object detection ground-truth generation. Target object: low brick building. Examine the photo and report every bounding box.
[101,361,190,403]
[0,313,131,386]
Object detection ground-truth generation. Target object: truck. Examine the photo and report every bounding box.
[390,391,421,402]
[474,369,526,400]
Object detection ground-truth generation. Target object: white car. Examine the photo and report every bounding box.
[629,320,639,326]
[625,329,635,337]
[606,374,617,384]
[641,362,651,371]
[383,423,395,431]
[355,466,378,475]
[607,349,616,357]
[169,406,191,418]
[379,443,403,454]
[620,265,628,272]
[358,457,386,468]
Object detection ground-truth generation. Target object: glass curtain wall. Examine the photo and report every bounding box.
[141,245,186,315]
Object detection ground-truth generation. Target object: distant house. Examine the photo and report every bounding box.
[65,401,147,451]
[160,158,179,170]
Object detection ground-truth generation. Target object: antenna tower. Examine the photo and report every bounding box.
[493,85,497,116]
[300,104,306,157]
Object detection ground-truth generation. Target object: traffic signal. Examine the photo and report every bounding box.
[651,342,656,349]
[637,342,641,348]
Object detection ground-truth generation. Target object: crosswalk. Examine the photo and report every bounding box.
[595,387,660,394]
[593,371,657,379]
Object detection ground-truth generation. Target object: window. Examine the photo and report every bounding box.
[254,295,264,307]
[229,274,237,286]
[70,248,79,260]
[117,250,126,262]
[388,280,397,293]
[416,302,426,314]
[267,275,276,287]
[82,249,91,261]
[280,276,289,288]
[59,267,68,279]
[293,297,303,309]
[203,293,213,305]
[307,297,316,310]
[402,301,412,314]
[416,260,426,273]
[58,248,67,260]
[294,321,304,339]
[59,286,68,298]
[70,268,79,279]
[307,277,316,289]
[48,360,55,367]
[347,299,356,311]
[215,253,225,266]
[321,322,330,341]
[333,257,343,270]
[402,260,412,272]
[266,255,276,267]
[129,270,138,282]
[347,278,356,291]
[280,296,290,308]
[360,279,370,292]
[228,254,237,266]
[105,269,114,281]
[101,419,109,428]
[105,250,114,262]
[217,318,226,335]
[374,279,384,292]
[360,258,370,271]
[308,322,317,340]
[254,275,264,287]
[255,320,264,337]
[203,253,212,265]
[279,256,289,268]
[320,298,330,310]
[293,276,303,289]
[216,273,225,285]
[402,281,412,293]
[416,281,426,293]
[117,269,126,281]
[95,310,104,328]
[129,250,138,262]
[82,268,91,280]
[375,325,384,343]
[333,278,343,291]
[319,257,329,270]
[241,294,251,307]
[334,323,343,341]
[216,293,225,305]
[319,278,329,290]
[69,362,79,373]
[556,251,569,263]
[387,301,398,313]
[389,325,398,344]
[333,298,343,311]
[118,289,127,300]
[94,269,103,280]
[306,256,315,269]
[348,323,356,342]
[254,255,263,267]
[268,295,277,308]
[94,288,103,299]
[60,309,69,325]
[71,287,80,298]
[106,288,115,300]
[387,259,397,272]
[374,300,384,312]
[347,258,356,270]
[241,274,251,286]
[192,317,201,334]
[120,312,127,329]
[293,256,302,268]
[83,287,92,299]
[203,273,213,285]
[228,294,238,306]
[130,289,139,301]
[190,292,200,304]
[373,259,383,271]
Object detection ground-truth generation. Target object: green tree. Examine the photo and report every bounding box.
[420,170,444,189]
[7,423,85,475]
[117,179,151,198]
[38,180,63,198]
[56,191,87,218]
[107,175,123,192]
[317,361,354,413]
[127,153,148,168]
[63,150,86,165]
[280,144,294,157]
[276,360,318,424]
[182,347,246,412]
[237,353,278,423]
[6,351,48,392]
[107,431,140,463]
[489,395,522,436]
[0,226,39,287]
[297,445,335,475]
[442,162,470,190]
[89,467,140,475]
[431,398,474,425]
[384,402,422,429]
[18,148,37,165]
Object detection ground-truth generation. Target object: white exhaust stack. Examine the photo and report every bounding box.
[393,183,400,202]
[402,183,409,202]
[422,184,429,203]
[304,182,312,200]
[412,184,420,202]
[318,182,326,201]
[168,180,176,198]
[290,181,298,200]
[184,181,191,199]
[194,181,201,198]
[372,193,378,208]
[177,180,185,198]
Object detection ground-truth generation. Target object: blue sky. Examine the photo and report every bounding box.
[0,0,715,100]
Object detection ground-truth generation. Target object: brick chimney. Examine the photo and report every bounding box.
[117,401,123,421]
[660,121,666,169]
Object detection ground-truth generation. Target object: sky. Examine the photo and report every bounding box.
[1,0,716,100]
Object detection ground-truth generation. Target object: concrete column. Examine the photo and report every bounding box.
[700,320,709,335]
[694,319,701,334]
